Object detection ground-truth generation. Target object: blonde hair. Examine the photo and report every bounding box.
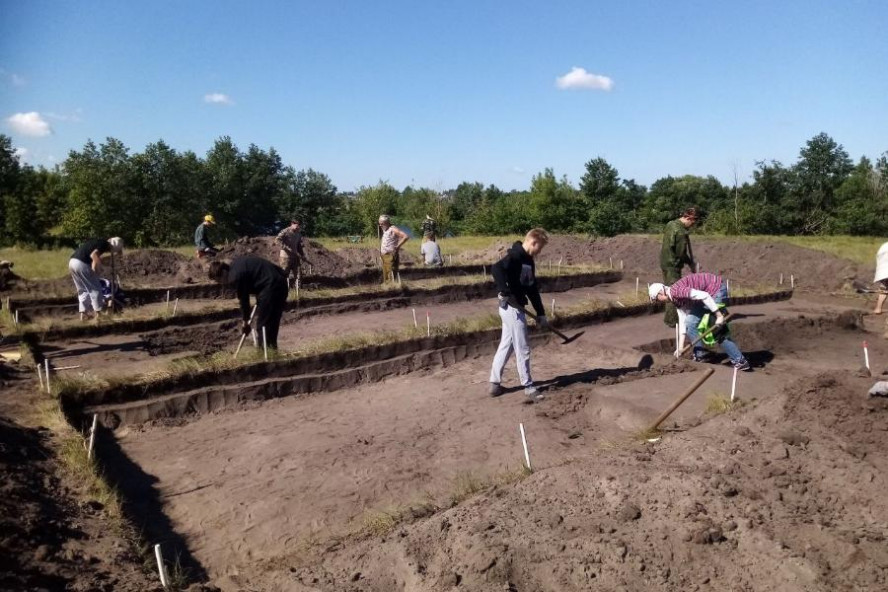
[525,228,549,244]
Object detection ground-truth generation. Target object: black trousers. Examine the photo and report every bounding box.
[255,281,288,349]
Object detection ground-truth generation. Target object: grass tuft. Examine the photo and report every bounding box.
[705,393,747,415]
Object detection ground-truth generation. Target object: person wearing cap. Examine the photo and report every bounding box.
[649,272,751,371]
[195,214,218,257]
[489,227,550,402]
[660,206,700,328]
[378,215,409,283]
[275,219,311,282]
[68,237,124,319]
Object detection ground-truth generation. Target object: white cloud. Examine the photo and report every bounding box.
[13,147,28,160]
[204,93,233,105]
[511,166,525,175]
[6,112,52,137]
[555,67,614,91]
[45,109,83,123]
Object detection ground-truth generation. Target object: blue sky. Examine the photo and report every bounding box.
[2,0,886,191]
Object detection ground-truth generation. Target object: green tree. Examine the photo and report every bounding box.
[278,168,344,236]
[790,132,853,233]
[353,181,400,236]
[642,175,728,230]
[528,168,583,232]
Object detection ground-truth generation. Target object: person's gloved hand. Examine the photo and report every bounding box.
[242,320,252,335]
[714,312,726,326]
[673,349,683,359]
[537,315,549,329]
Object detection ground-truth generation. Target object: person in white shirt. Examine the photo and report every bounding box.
[420,234,443,267]
[873,241,888,314]
[378,214,409,282]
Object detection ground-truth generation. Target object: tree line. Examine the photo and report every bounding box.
[0,132,885,248]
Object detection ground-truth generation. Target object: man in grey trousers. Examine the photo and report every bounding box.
[488,228,549,403]
[68,237,124,319]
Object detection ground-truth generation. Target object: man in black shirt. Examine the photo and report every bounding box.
[489,228,549,402]
[208,256,288,349]
[68,237,124,318]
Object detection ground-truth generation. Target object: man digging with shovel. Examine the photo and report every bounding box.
[488,228,551,402]
[649,272,751,371]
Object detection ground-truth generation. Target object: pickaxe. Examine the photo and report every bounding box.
[674,312,734,359]
[515,303,584,345]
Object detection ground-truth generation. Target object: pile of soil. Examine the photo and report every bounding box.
[335,246,418,269]
[214,236,363,277]
[277,371,888,591]
[114,249,190,279]
[462,236,868,291]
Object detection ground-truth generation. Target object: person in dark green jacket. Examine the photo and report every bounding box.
[660,206,699,327]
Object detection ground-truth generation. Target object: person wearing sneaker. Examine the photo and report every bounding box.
[488,228,550,402]
[649,272,752,372]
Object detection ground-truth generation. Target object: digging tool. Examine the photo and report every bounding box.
[513,302,583,345]
[852,279,888,295]
[648,367,715,431]
[672,312,734,360]
[233,305,258,359]
[109,252,119,313]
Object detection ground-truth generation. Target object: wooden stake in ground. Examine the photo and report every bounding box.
[154,543,170,588]
[36,364,44,391]
[519,422,532,471]
[730,367,739,402]
[165,290,170,312]
[863,340,871,372]
[791,274,795,289]
[397,272,402,287]
[648,368,715,431]
[635,277,639,297]
[426,311,430,337]
[262,326,268,361]
[44,359,51,394]
[87,414,98,460]
[620,259,624,270]
[779,273,784,285]
[412,308,417,328]
[551,298,555,319]
[172,298,179,317]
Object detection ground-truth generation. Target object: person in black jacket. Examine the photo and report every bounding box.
[208,256,289,349]
[488,228,549,402]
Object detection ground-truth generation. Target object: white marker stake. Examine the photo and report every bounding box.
[14,310,19,326]
[791,274,795,289]
[87,414,98,460]
[675,324,680,350]
[397,272,402,287]
[154,543,169,588]
[36,364,44,391]
[172,298,179,317]
[262,326,268,361]
[726,279,730,294]
[251,328,258,347]
[863,341,870,371]
[779,273,783,285]
[309,264,313,275]
[635,277,640,297]
[296,279,300,301]
[449,254,452,265]
[551,298,556,318]
[609,257,613,269]
[519,422,532,471]
[44,360,51,394]
[165,290,170,312]
[426,311,431,337]
[412,308,417,328]
[730,367,738,402]
[620,259,624,270]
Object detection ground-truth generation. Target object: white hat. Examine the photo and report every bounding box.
[108,237,125,253]
[648,282,666,301]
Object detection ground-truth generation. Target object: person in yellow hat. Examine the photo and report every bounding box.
[195,214,218,257]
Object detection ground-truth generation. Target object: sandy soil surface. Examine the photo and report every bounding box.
[110,293,888,590]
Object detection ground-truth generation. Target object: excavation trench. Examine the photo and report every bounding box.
[58,290,794,429]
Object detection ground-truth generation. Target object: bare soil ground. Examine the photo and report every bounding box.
[109,294,888,591]
[3,237,888,592]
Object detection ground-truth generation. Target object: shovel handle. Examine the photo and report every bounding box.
[678,312,734,357]
[233,305,259,359]
[519,306,571,341]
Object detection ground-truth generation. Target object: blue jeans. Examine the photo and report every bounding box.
[684,283,744,363]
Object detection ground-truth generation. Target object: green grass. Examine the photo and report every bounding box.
[315,234,522,257]
[704,393,747,415]
[0,246,72,280]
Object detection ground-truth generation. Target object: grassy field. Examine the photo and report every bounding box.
[2,234,882,280]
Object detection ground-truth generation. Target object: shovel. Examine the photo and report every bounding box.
[233,305,258,359]
[852,279,888,295]
[673,312,734,360]
[518,305,584,345]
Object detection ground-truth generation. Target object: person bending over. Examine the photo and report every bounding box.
[649,272,751,371]
[68,237,124,319]
[488,228,550,402]
[209,256,288,349]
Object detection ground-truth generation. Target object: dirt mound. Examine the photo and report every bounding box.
[336,246,418,269]
[214,236,362,277]
[276,370,888,592]
[115,249,190,279]
[499,235,865,291]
